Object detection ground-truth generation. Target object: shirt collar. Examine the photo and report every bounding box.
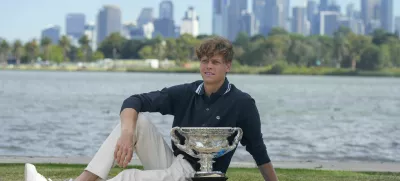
[195,77,231,96]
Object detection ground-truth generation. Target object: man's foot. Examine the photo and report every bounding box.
[24,163,51,181]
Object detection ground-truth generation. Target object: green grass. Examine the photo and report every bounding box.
[1,163,399,181]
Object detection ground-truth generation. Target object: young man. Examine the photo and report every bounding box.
[26,37,278,181]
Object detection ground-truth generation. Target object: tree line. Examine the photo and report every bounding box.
[1,27,400,71]
[0,35,104,65]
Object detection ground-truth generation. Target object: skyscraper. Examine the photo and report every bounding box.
[319,11,340,36]
[307,0,318,22]
[66,13,86,40]
[41,25,61,44]
[240,11,256,37]
[361,0,380,25]
[159,0,173,20]
[292,7,307,35]
[137,8,154,27]
[380,0,393,33]
[307,0,319,35]
[227,0,248,41]
[346,3,355,18]
[264,0,288,35]
[180,7,199,37]
[395,16,400,35]
[96,5,122,45]
[253,0,266,34]
[212,0,225,36]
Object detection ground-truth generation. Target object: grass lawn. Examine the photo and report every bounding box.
[0,163,399,181]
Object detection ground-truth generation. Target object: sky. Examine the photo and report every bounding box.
[1,0,400,43]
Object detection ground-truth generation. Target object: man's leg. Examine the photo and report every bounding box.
[81,113,175,180]
[106,155,194,181]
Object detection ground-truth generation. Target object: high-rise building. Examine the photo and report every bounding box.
[41,25,61,44]
[307,0,317,22]
[292,7,307,35]
[153,19,175,38]
[338,17,363,34]
[180,7,199,37]
[361,0,380,25]
[319,0,332,11]
[159,0,173,20]
[137,8,154,27]
[212,0,225,36]
[307,0,319,35]
[253,0,266,34]
[395,16,400,35]
[66,13,86,40]
[130,22,154,40]
[227,0,248,41]
[380,0,393,33]
[319,11,340,36]
[240,11,256,37]
[346,3,355,18]
[96,5,122,45]
[264,0,289,34]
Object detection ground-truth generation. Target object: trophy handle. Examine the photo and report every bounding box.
[215,128,243,158]
[170,127,196,157]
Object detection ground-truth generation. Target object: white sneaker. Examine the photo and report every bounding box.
[24,163,52,181]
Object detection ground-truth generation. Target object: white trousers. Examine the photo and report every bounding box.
[85,113,195,181]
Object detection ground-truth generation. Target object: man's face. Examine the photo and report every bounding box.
[199,54,231,84]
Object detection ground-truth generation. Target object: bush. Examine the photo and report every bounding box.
[265,61,287,74]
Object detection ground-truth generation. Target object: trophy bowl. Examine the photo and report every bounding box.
[171,127,243,179]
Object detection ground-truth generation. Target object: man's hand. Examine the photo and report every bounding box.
[258,162,279,181]
[114,130,136,168]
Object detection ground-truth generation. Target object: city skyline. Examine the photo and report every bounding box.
[1,0,400,42]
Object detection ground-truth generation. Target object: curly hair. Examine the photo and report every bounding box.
[195,36,234,63]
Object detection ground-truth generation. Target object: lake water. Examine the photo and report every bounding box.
[1,70,400,163]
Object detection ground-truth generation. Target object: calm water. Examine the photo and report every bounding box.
[1,70,400,163]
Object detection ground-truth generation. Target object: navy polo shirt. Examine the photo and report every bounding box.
[120,77,271,173]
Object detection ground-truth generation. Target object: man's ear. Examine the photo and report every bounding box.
[226,62,232,72]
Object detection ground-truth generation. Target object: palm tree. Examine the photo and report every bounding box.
[78,35,90,62]
[0,40,10,64]
[25,39,39,64]
[58,36,71,62]
[40,37,52,61]
[12,40,23,65]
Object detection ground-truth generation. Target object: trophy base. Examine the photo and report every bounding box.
[192,172,228,181]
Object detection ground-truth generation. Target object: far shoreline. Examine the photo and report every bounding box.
[2,66,400,78]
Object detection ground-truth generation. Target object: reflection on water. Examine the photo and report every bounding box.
[1,70,400,162]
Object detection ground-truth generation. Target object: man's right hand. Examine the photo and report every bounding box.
[114,130,137,168]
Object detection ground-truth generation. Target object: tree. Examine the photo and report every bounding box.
[48,45,64,64]
[0,40,10,64]
[332,27,351,68]
[268,27,288,37]
[120,40,144,59]
[59,36,71,62]
[347,34,371,70]
[40,37,52,61]
[92,51,104,61]
[358,45,384,70]
[78,35,91,62]
[12,40,24,65]
[97,33,126,59]
[24,39,40,64]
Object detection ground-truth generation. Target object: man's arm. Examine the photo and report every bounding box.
[237,96,278,181]
[116,84,186,167]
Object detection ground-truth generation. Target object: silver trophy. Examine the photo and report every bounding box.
[170,127,243,178]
